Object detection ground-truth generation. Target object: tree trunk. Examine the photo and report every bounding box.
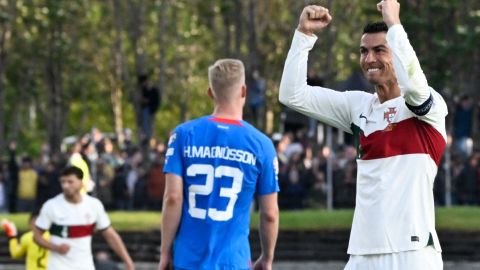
[112,0,125,145]
[0,0,15,153]
[157,0,167,131]
[246,0,258,73]
[127,0,146,143]
[46,23,67,155]
[233,0,243,58]
[0,30,7,153]
[221,1,232,57]
[324,0,335,86]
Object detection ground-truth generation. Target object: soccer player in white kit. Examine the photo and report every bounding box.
[32,166,135,270]
[279,1,446,269]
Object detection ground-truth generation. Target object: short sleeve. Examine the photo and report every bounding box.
[257,139,280,195]
[164,128,184,177]
[95,200,111,230]
[35,202,52,231]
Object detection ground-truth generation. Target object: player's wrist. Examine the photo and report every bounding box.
[296,25,314,36]
[385,17,401,28]
[260,253,274,263]
[159,250,172,258]
[387,22,401,28]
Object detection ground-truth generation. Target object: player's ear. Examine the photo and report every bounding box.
[208,87,214,99]
[241,84,247,98]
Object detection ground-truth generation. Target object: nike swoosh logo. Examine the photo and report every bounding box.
[359,113,375,123]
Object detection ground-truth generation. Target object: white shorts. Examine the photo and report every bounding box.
[344,246,443,270]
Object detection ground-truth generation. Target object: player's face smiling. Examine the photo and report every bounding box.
[60,175,83,199]
[360,32,396,85]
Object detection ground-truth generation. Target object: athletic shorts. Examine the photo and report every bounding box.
[344,246,443,270]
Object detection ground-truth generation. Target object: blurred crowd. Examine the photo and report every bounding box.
[1,92,480,214]
[0,127,166,214]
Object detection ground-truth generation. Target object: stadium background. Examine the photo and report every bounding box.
[0,0,480,269]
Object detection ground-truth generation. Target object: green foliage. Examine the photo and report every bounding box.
[1,0,479,154]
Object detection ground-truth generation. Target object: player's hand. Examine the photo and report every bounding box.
[1,219,17,238]
[377,0,401,27]
[157,253,173,270]
[297,5,332,36]
[54,243,70,254]
[252,255,273,270]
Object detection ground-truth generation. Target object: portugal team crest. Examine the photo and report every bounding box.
[383,107,397,131]
[383,107,397,124]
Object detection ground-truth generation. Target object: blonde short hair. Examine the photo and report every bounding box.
[208,59,245,103]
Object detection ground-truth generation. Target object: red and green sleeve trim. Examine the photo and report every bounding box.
[50,223,96,238]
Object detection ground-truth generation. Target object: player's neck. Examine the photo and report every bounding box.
[63,193,82,204]
[374,80,401,103]
[212,105,243,120]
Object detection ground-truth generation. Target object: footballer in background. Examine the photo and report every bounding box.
[2,211,50,270]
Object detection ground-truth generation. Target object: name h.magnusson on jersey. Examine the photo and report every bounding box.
[180,145,257,166]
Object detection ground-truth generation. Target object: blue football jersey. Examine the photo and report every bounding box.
[164,115,279,270]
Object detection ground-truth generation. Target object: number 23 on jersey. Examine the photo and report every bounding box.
[187,164,243,222]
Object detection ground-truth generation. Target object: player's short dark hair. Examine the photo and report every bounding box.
[363,22,388,34]
[61,166,84,180]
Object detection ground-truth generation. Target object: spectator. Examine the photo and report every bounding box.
[0,165,6,212]
[283,153,306,209]
[452,95,474,159]
[35,161,62,209]
[17,157,38,213]
[69,141,95,193]
[125,151,143,210]
[139,74,161,143]
[101,138,123,168]
[8,141,19,213]
[96,159,115,210]
[455,154,479,205]
[246,70,266,128]
[112,164,129,210]
[146,156,165,210]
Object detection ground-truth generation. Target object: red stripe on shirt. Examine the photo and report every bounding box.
[68,223,96,238]
[360,118,446,165]
[209,117,243,126]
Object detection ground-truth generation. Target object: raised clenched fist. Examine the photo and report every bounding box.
[377,0,401,27]
[297,5,332,36]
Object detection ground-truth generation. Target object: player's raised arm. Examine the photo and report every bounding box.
[379,1,432,111]
[279,5,357,133]
[279,5,332,108]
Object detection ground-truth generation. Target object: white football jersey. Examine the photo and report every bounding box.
[36,193,111,270]
[280,25,447,255]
